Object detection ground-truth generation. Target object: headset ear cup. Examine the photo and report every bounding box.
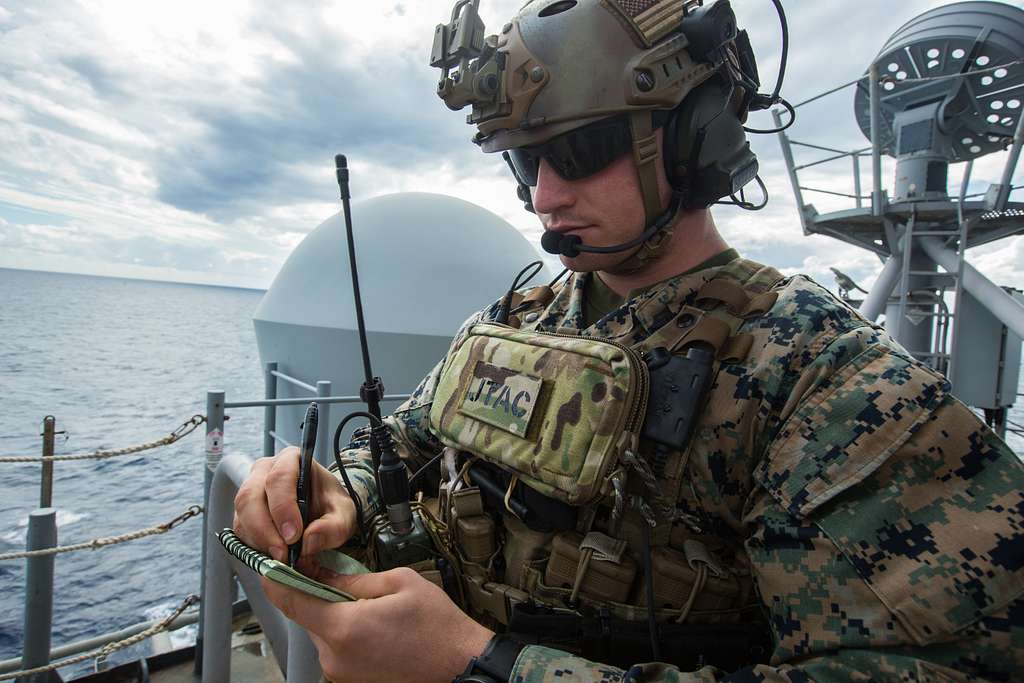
[663,79,758,209]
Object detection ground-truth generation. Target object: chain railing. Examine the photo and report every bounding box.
[0,595,199,682]
[0,415,206,463]
[1,411,210,679]
[0,505,202,562]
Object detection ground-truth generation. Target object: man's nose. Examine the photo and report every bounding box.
[530,158,575,215]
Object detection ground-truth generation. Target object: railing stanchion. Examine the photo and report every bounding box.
[21,508,57,683]
[870,62,885,216]
[39,417,55,509]
[195,390,225,676]
[263,363,278,457]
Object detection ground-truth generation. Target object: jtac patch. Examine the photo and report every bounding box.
[459,361,543,438]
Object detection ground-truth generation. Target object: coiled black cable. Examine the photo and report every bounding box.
[494,260,546,324]
[332,411,383,544]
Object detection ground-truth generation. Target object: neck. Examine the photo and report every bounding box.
[598,209,730,296]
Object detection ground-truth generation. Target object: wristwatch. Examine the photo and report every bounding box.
[453,634,526,683]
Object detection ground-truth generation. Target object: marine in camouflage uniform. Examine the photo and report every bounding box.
[336,249,1024,681]
[267,0,1024,679]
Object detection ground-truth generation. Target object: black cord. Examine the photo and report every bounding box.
[744,96,795,134]
[743,0,794,134]
[722,174,769,210]
[641,523,660,661]
[332,410,383,544]
[548,268,569,288]
[407,450,446,490]
[768,0,788,101]
[495,260,545,324]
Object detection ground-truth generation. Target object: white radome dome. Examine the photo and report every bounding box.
[253,192,553,452]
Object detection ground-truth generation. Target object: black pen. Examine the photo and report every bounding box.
[289,402,319,567]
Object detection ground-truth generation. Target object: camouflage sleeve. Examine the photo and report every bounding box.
[331,302,501,513]
[513,331,1024,682]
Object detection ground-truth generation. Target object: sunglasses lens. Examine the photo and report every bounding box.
[545,117,633,181]
[506,117,635,187]
[506,148,541,186]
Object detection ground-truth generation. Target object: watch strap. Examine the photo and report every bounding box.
[454,634,526,683]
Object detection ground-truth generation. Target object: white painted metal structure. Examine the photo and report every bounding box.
[774,1,1024,437]
[253,192,554,447]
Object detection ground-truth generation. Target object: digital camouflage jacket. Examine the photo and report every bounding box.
[338,255,1024,682]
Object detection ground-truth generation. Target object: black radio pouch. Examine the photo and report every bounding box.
[638,344,712,479]
[641,345,715,453]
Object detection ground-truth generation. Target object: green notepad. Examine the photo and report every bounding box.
[217,528,369,602]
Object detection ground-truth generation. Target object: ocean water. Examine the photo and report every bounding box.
[0,268,266,678]
[0,267,1022,680]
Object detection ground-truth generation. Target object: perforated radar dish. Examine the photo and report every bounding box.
[854,1,1024,163]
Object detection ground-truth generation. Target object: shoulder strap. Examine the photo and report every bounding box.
[634,258,786,362]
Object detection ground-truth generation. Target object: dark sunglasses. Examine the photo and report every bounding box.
[502,115,635,186]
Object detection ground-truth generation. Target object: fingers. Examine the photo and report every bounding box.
[235,448,357,563]
[301,464,357,556]
[260,575,356,636]
[263,447,303,545]
[234,453,294,562]
[320,566,420,600]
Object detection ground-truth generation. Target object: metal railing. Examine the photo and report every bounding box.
[2,361,408,681]
[195,363,409,680]
[775,64,1024,235]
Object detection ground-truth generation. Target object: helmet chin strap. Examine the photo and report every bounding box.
[539,111,681,270]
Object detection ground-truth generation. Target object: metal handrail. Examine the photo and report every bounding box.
[225,394,409,409]
[0,609,200,675]
[270,370,316,394]
[792,76,862,109]
[201,451,318,682]
[799,186,868,200]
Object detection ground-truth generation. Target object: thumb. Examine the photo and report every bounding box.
[317,566,418,600]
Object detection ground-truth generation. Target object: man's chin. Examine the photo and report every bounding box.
[559,248,644,275]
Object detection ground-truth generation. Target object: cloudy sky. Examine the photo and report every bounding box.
[0,0,1022,293]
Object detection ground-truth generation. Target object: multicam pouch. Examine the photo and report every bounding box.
[429,323,648,506]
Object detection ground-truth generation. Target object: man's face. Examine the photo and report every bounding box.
[530,131,673,273]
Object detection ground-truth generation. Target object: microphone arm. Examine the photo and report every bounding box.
[540,195,680,257]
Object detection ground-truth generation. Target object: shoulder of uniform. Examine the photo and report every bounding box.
[761,273,873,339]
[714,256,786,293]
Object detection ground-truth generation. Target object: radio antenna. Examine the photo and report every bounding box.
[335,154,386,476]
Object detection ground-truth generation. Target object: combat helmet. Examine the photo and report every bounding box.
[431,0,780,248]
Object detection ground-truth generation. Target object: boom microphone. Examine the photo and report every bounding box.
[540,210,671,257]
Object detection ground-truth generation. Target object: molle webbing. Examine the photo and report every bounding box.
[637,261,784,363]
[507,285,558,329]
[696,278,779,317]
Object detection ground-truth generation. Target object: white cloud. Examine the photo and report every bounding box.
[0,0,1019,298]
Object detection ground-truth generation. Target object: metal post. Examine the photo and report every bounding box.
[39,417,55,509]
[919,236,1024,340]
[859,255,903,322]
[853,154,863,209]
[195,390,225,676]
[263,362,278,457]
[316,381,332,468]
[774,108,809,234]
[869,62,885,216]
[20,508,57,683]
[286,623,321,683]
